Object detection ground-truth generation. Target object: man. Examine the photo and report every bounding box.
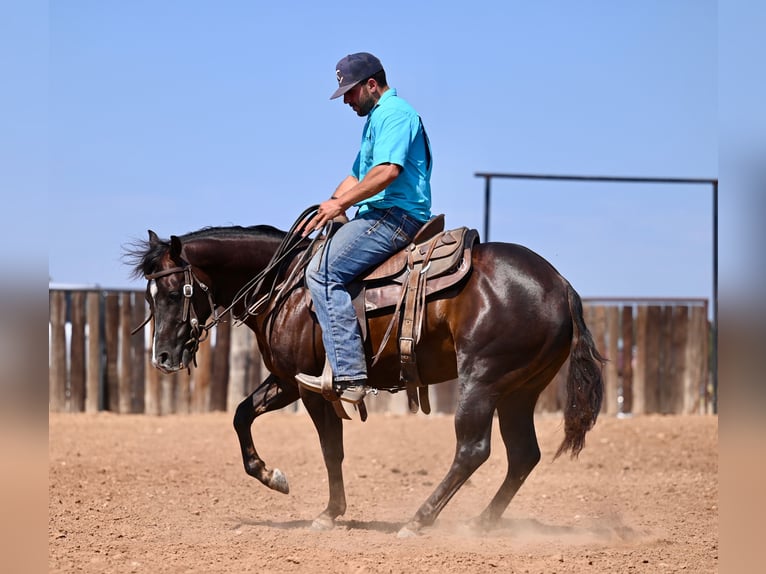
[295,52,432,405]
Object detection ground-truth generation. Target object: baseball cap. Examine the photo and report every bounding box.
[330,52,384,99]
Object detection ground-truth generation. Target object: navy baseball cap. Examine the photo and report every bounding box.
[330,52,384,99]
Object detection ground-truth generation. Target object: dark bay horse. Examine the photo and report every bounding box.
[125,222,604,537]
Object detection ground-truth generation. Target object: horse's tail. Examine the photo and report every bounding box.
[554,284,606,460]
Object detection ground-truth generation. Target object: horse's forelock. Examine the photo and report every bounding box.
[123,236,170,280]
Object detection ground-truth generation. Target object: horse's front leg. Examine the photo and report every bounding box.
[233,373,300,493]
[301,390,347,531]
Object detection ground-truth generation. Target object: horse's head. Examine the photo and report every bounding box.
[125,224,301,373]
[136,230,217,373]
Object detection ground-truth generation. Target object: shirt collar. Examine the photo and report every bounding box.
[368,88,397,116]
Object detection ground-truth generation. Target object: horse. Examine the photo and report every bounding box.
[125,218,605,538]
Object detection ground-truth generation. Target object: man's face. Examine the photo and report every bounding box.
[343,81,376,117]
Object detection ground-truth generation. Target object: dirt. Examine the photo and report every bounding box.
[49,410,718,573]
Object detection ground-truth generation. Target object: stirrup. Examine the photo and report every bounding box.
[295,358,368,420]
[295,357,334,394]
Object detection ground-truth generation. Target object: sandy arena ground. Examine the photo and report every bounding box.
[49,410,718,573]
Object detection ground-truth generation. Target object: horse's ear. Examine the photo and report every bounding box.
[170,235,183,257]
[148,230,160,245]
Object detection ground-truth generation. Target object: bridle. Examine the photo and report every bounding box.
[132,264,218,367]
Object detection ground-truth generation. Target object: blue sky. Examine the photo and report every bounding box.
[12,2,727,304]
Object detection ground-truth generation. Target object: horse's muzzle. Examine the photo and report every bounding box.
[152,346,193,373]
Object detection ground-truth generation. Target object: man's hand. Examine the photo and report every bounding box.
[301,197,345,237]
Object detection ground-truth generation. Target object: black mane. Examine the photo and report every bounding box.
[179,224,286,241]
[123,224,287,280]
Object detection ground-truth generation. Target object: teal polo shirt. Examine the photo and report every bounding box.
[352,89,432,223]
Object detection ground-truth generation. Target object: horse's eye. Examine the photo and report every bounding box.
[167,291,182,301]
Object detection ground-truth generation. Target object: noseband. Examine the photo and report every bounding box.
[133,264,218,367]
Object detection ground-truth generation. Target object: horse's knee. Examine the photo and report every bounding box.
[456,439,492,469]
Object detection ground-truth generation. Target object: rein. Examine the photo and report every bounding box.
[221,204,346,325]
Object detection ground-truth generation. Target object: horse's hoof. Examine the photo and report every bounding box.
[396,524,420,538]
[311,515,335,531]
[269,468,289,494]
[467,516,492,533]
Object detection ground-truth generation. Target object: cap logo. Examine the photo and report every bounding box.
[336,69,343,85]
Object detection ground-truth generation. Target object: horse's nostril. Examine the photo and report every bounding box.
[158,352,170,365]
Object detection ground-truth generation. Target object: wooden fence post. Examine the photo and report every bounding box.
[686,306,708,413]
[620,306,634,414]
[130,293,146,413]
[228,325,251,413]
[104,293,120,412]
[656,306,672,414]
[605,306,620,415]
[145,344,161,415]
[177,371,191,414]
[592,305,608,414]
[662,306,689,414]
[537,361,563,413]
[248,335,264,397]
[161,372,176,415]
[210,321,231,412]
[69,291,87,412]
[643,305,663,413]
[49,290,67,412]
[86,292,102,412]
[633,306,648,414]
[118,292,133,413]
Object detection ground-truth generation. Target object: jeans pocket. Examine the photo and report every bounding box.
[390,212,421,250]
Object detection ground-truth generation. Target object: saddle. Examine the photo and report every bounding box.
[346,215,480,414]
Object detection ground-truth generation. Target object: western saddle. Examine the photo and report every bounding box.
[335,214,480,415]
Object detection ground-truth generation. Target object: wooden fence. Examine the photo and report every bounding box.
[49,289,712,416]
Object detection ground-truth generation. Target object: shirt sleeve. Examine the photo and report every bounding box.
[351,151,361,179]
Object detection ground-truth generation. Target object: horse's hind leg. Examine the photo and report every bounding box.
[473,388,541,530]
[399,389,497,538]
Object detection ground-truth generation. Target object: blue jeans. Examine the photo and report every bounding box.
[305,206,424,382]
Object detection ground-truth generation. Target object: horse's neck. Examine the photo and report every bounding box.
[186,236,284,304]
